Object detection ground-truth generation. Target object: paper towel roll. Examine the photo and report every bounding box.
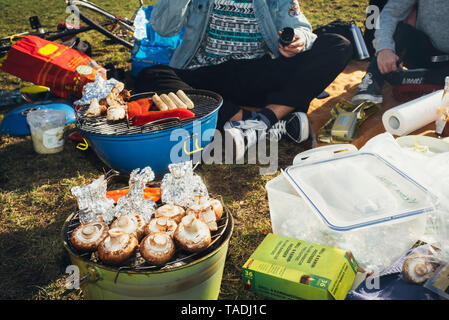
[382,90,443,136]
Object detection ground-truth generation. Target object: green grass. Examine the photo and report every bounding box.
[0,0,368,300]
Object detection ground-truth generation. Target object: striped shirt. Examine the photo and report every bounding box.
[186,0,268,69]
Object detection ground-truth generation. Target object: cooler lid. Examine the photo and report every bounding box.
[283,152,438,231]
[0,100,75,136]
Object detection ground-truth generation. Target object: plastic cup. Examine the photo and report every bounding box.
[26,109,66,154]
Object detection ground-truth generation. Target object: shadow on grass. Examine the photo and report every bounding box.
[0,133,110,193]
[0,208,76,300]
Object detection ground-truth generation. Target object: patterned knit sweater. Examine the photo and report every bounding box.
[186,0,268,69]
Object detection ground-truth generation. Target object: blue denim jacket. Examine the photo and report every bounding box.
[149,0,317,69]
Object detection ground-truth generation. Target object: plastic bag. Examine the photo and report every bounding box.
[131,6,184,77]
[360,133,449,245]
[347,241,445,300]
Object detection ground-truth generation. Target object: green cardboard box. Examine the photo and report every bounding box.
[242,233,359,300]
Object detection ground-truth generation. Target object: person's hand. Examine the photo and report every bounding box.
[377,49,403,74]
[278,31,305,58]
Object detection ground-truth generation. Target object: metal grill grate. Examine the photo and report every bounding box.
[75,89,222,135]
[64,197,230,278]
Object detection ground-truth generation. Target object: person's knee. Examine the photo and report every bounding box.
[329,33,353,61]
[135,66,163,92]
[314,33,354,63]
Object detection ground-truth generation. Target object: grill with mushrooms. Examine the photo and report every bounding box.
[69,197,224,267]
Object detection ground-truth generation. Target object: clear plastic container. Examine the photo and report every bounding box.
[26,109,66,154]
[266,150,439,272]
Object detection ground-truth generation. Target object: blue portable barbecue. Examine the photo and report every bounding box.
[75,89,222,177]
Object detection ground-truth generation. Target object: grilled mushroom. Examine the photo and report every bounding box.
[70,221,109,252]
[402,253,439,284]
[86,98,103,117]
[140,232,175,266]
[97,229,138,265]
[174,215,211,253]
[187,202,218,231]
[106,105,127,121]
[144,217,177,238]
[110,214,146,240]
[209,198,223,220]
[188,196,223,231]
[155,204,185,224]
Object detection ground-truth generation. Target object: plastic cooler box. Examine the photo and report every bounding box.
[266,145,439,271]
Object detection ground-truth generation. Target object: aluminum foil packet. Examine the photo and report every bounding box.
[112,166,157,221]
[161,161,208,207]
[71,175,115,224]
[74,74,119,106]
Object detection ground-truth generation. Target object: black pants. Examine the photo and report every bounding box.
[136,33,352,129]
[367,23,449,86]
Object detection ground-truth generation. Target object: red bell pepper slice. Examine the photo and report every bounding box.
[127,98,153,119]
[132,108,195,126]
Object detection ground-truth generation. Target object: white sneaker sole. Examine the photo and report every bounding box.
[287,112,310,144]
[298,112,309,143]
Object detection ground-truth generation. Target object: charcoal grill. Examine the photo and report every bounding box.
[76,89,222,135]
[75,89,222,177]
[62,197,234,300]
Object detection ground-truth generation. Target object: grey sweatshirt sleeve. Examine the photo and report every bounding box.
[373,0,416,54]
[149,0,191,37]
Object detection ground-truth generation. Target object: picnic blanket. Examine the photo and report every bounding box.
[308,60,439,149]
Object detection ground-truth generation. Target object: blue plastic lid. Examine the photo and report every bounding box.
[0,100,76,136]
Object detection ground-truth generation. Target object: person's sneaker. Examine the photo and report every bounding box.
[223,118,268,161]
[351,72,383,105]
[268,112,310,143]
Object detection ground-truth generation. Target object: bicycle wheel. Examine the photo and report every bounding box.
[67,0,135,49]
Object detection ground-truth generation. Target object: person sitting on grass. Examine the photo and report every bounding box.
[135,0,353,159]
[352,0,449,105]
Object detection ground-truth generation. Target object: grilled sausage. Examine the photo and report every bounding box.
[176,90,195,109]
[152,93,169,111]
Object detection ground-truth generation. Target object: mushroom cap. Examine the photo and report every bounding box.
[402,253,438,284]
[140,232,175,266]
[97,229,138,265]
[70,222,109,252]
[155,204,185,224]
[144,217,177,238]
[186,206,218,232]
[209,198,223,220]
[191,196,223,218]
[174,215,211,253]
[187,197,223,232]
[110,214,146,239]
